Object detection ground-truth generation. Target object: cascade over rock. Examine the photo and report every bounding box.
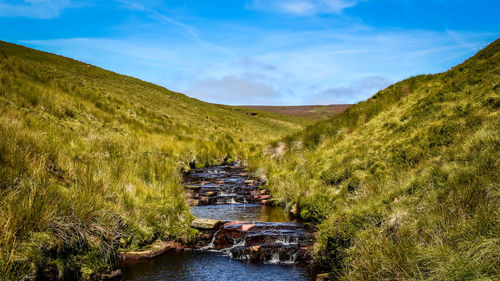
[184,163,314,265]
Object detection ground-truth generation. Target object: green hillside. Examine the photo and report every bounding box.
[2,37,499,281]
[252,38,500,280]
[0,41,307,280]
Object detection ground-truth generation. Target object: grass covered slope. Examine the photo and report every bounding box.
[0,41,306,280]
[256,38,500,279]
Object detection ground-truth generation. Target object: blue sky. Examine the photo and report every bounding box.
[0,0,498,105]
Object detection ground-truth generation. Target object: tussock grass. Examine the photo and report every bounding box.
[252,38,500,280]
[0,41,307,280]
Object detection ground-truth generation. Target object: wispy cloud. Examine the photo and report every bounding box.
[185,28,494,105]
[13,1,498,106]
[20,27,496,105]
[0,0,73,19]
[115,0,238,59]
[306,76,393,104]
[247,0,361,16]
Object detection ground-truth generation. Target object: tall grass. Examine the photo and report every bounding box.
[0,41,307,280]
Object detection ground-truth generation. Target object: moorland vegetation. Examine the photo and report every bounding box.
[251,38,500,280]
[1,38,499,280]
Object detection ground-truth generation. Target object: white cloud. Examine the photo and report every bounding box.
[281,1,316,15]
[306,76,393,104]
[186,76,282,105]
[0,0,73,19]
[238,57,277,71]
[19,25,497,105]
[248,0,360,16]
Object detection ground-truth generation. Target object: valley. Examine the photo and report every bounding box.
[0,38,499,281]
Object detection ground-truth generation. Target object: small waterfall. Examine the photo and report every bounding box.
[224,238,246,258]
[283,251,298,265]
[275,236,298,245]
[201,229,221,251]
[218,191,236,197]
[265,252,281,264]
[199,222,312,264]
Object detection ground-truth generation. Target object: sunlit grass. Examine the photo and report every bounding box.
[0,41,308,280]
[252,38,500,280]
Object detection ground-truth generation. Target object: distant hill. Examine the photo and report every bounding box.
[239,104,351,120]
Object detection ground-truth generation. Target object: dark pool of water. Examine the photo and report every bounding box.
[191,204,293,222]
[119,251,312,281]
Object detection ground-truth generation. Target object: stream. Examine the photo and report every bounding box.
[119,163,315,281]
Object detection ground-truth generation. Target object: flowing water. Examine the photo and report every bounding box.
[191,204,291,222]
[119,251,310,281]
[119,163,314,281]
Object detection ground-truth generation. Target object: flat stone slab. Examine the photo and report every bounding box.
[191,218,224,230]
[119,241,183,260]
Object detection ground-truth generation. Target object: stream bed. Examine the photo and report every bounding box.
[119,163,314,281]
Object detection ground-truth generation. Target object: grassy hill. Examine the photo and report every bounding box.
[0,41,308,280]
[239,104,351,120]
[2,37,499,281]
[251,38,500,280]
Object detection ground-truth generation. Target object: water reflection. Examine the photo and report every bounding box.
[191,204,293,222]
[119,251,311,281]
